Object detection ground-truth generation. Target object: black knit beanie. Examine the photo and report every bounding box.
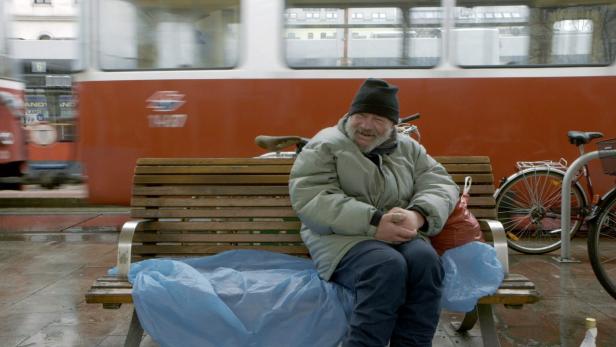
[348,78,399,124]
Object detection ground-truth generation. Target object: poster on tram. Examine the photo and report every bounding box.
[58,94,74,119]
[24,94,48,125]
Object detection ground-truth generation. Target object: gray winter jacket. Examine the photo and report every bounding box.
[289,117,459,280]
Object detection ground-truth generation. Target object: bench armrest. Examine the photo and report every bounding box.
[478,219,509,274]
[117,219,148,278]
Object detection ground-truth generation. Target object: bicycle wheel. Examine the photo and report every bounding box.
[588,191,616,299]
[495,168,586,254]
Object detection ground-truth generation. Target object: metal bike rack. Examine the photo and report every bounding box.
[556,149,616,262]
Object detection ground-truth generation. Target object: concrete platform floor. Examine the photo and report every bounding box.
[0,237,614,347]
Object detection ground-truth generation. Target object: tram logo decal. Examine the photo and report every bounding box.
[146,91,188,128]
[146,91,185,112]
[148,114,187,128]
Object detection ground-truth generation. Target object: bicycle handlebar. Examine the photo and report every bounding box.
[399,113,420,124]
[255,112,422,152]
[255,135,309,152]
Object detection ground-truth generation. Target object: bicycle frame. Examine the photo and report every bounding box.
[576,143,598,203]
[558,148,616,261]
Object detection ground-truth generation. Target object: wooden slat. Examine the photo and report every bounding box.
[140,221,301,231]
[478,289,540,305]
[137,157,490,166]
[137,158,295,165]
[450,174,493,184]
[134,175,290,185]
[134,233,303,243]
[136,165,294,175]
[441,163,492,173]
[466,197,495,207]
[134,184,494,197]
[97,276,132,282]
[503,274,532,282]
[498,281,535,290]
[458,184,495,195]
[434,156,490,164]
[131,207,298,218]
[468,209,497,219]
[132,245,310,255]
[90,281,133,289]
[86,289,133,304]
[131,197,292,207]
[132,185,290,196]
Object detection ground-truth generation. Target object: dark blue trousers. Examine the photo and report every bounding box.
[330,238,444,347]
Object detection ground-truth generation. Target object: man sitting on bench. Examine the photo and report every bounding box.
[289,78,459,347]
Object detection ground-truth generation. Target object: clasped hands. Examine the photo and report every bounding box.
[374,207,425,244]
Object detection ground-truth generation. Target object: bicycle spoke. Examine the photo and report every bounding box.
[501,217,531,231]
[521,172,539,206]
[536,172,551,206]
[600,255,616,265]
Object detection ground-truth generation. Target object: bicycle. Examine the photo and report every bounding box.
[254,113,421,158]
[587,139,616,299]
[494,132,616,297]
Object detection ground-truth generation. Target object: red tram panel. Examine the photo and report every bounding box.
[77,77,616,205]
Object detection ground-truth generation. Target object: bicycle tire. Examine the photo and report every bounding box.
[494,168,586,254]
[588,189,616,299]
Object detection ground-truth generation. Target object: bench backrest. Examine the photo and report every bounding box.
[129,157,495,262]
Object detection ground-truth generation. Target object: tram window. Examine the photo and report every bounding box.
[98,0,240,70]
[552,19,593,64]
[454,1,616,67]
[0,2,17,80]
[24,89,75,142]
[284,1,442,68]
[0,5,6,79]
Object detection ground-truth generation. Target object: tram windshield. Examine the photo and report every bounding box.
[98,0,240,70]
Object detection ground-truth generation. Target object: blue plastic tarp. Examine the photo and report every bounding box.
[440,242,505,313]
[115,243,504,345]
[122,250,353,347]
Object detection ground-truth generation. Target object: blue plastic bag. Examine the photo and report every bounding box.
[122,250,353,347]
[440,241,505,313]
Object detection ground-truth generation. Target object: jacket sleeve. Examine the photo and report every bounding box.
[289,142,378,237]
[405,142,459,236]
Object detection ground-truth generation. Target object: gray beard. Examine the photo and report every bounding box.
[344,120,394,154]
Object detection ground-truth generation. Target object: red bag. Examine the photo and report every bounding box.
[430,177,484,255]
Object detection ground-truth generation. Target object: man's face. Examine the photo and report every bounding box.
[345,113,395,153]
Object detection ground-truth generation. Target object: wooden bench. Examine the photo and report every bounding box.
[86,157,540,347]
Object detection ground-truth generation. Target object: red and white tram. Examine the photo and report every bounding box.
[0,0,26,190]
[74,0,616,205]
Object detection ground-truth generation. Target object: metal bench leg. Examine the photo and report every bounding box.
[124,308,144,347]
[477,304,501,347]
[451,306,479,332]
